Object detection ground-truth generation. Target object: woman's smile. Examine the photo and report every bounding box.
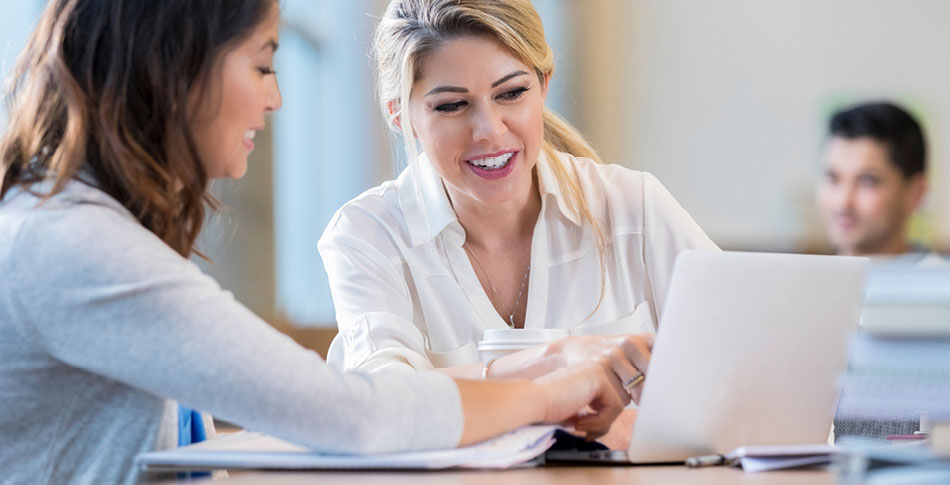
[465,150,519,180]
[409,35,548,208]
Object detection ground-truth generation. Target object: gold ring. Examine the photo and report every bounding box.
[623,372,645,392]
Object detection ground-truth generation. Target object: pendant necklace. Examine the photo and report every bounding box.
[464,243,530,327]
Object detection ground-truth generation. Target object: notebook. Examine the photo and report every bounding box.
[136,425,557,471]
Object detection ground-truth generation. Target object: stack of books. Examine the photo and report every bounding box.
[835,265,950,449]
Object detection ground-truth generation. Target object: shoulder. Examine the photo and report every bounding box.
[2,180,194,297]
[554,153,668,229]
[319,173,411,257]
[4,180,153,252]
[559,153,666,204]
[914,252,950,267]
[1,181,135,254]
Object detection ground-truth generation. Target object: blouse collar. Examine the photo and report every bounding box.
[397,150,583,247]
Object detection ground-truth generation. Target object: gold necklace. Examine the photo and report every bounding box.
[464,243,531,327]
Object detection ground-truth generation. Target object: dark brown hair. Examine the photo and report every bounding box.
[830,101,926,179]
[0,0,275,256]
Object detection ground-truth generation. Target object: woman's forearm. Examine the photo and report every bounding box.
[434,343,562,380]
[454,379,545,446]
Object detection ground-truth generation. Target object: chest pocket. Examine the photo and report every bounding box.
[571,300,656,336]
[425,342,480,368]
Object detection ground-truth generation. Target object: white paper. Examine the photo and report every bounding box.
[728,444,838,458]
[135,425,558,471]
[726,444,839,473]
[737,454,835,473]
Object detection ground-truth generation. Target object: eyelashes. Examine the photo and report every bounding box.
[258,67,277,75]
[498,86,529,100]
[433,86,531,113]
[434,100,466,113]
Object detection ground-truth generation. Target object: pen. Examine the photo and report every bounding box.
[684,454,726,468]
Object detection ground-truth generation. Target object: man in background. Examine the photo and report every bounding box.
[820,102,943,442]
[816,101,932,261]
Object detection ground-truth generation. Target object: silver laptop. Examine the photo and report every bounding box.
[545,250,868,464]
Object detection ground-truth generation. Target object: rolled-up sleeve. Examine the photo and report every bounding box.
[319,207,435,372]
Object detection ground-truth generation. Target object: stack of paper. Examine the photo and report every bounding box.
[860,266,950,337]
[831,266,950,479]
[837,440,950,482]
[837,333,950,419]
[135,425,558,471]
[836,266,950,423]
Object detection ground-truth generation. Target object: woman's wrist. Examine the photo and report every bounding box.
[523,380,550,425]
[485,344,562,381]
[454,379,546,446]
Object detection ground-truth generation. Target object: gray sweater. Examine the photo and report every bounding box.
[0,179,463,484]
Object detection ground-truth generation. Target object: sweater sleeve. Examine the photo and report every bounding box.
[9,200,462,454]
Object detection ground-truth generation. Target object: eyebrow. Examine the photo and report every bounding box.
[491,70,529,88]
[424,70,530,96]
[259,39,279,53]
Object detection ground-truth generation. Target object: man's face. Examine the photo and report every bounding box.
[816,136,924,256]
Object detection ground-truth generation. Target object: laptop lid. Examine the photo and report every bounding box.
[626,250,867,463]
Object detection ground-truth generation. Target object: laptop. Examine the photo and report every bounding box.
[545,250,868,464]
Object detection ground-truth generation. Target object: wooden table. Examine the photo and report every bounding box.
[190,466,835,484]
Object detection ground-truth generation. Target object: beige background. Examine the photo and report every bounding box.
[4,1,947,339]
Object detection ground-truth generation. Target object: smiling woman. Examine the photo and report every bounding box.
[0,0,631,483]
[409,37,546,209]
[191,16,282,180]
[319,0,719,449]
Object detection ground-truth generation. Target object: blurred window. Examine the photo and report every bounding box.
[0,2,44,127]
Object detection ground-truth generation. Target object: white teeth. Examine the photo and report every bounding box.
[469,152,513,169]
[245,130,256,140]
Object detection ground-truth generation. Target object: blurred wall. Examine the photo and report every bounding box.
[114,0,950,330]
[5,1,950,337]
[572,0,950,252]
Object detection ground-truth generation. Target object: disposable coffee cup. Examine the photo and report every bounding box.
[476,328,569,362]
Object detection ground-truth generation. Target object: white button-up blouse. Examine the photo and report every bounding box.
[318,151,719,372]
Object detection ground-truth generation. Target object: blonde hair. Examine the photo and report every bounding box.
[373,0,607,320]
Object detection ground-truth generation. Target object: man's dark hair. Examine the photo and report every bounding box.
[829,102,926,179]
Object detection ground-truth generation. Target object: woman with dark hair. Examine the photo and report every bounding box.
[0,1,628,483]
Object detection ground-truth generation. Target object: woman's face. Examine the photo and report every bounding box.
[408,35,547,209]
[191,3,282,179]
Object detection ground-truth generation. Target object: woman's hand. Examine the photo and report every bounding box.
[469,333,654,403]
[544,334,654,403]
[454,362,628,446]
[533,362,629,440]
[595,408,638,450]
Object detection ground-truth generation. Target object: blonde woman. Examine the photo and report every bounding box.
[319,0,718,445]
[0,1,631,482]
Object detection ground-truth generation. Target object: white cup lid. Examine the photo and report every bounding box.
[480,328,569,343]
[477,342,539,351]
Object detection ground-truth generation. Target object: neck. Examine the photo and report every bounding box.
[843,236,912,258]
[449,170,541,251]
